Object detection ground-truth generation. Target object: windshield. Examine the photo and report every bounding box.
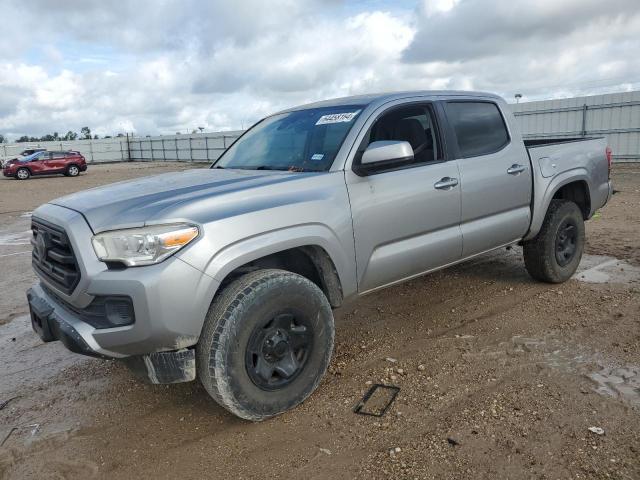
[214,105,364,171]
[21,152,43,162]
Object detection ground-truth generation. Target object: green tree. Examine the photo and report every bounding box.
[80,126,91,139]
[63,131,78,141]
[0,134,6,143]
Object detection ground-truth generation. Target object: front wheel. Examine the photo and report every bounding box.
[16,167,30,180]
[523,200,585,283]
[197,269,335,421]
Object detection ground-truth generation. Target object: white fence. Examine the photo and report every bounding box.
[128,131,244,162]
[0,130,245,165]
[511,90,640,163]
[1,137,129,164]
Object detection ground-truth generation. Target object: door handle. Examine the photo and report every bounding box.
[507,164,526,175]
[434,177,459,190]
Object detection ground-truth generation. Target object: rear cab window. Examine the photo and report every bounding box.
[444,101,510,158]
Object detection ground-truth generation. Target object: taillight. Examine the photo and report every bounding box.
[605,146,612,177]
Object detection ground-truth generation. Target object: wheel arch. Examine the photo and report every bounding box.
[524,169,593,241]
[197,224,357,308]
[552,180,591,219]
[215,244,344,308]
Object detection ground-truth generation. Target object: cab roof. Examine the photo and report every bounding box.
[276,90,504,114]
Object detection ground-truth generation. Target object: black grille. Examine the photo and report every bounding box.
[31,218,80,294]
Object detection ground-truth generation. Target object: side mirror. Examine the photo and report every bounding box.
[355,140,414,175]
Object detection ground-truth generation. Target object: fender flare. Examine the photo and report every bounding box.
[524,168,593,241]
[202,223,357,302]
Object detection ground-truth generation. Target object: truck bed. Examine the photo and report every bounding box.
[523,135,611,241]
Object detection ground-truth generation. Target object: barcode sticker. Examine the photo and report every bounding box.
[316,110,361,125]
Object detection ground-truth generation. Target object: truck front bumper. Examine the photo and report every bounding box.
[27,282,201,384]
[26,203,221,383]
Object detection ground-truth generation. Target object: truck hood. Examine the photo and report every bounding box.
[49,168,321,232]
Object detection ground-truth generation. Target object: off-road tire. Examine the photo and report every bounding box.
[66,164,80,177]
[197,269,335,421]
[523,199,585,283]
[16,167,30,180]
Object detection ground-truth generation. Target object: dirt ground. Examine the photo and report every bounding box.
[1,163,639,479]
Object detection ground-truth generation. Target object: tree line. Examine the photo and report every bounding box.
[0,127,124,144]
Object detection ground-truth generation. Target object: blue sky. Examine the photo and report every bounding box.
[1,0,639,139]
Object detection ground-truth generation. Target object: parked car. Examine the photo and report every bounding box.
[3,150,87,179]
[26,91,612,421]
[1,148,47,168]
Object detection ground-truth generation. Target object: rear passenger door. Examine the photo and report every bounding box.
[46,151,67,172]
[443,100,532,257]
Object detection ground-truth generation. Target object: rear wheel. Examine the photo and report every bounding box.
[197,269,335,421]
[16,168,30,180]
[66,164,80,177]
[523,200,585,283]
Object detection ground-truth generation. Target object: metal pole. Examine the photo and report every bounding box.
[205,135,209,162]
[162,138,166,161]
[581,104,588,137]
[175,136,179,161]
[126,133,132,162]
[150,139,154,161]
[189,136,193,162]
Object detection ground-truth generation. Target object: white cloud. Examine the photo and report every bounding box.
[0,0,639,139]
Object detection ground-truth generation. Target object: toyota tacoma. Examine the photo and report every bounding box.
[26,91,613,420]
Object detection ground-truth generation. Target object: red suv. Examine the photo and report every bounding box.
[3,150,87,180]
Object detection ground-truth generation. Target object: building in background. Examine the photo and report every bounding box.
[511,90,640,163]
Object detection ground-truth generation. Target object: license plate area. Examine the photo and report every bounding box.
[28,296,55,342]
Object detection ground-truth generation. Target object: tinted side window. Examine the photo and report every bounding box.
[359,105,441,166]
[446,102,509,158]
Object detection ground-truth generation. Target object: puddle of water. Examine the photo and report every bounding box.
[0,230,32,246]
[574,255,640,285]
[0,315,88,396]
[509,335,640,407]
[587,367,640,404]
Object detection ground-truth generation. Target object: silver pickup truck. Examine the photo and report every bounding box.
[27,91,612,420]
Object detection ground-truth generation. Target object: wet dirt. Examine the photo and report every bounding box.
[1,164,639,479]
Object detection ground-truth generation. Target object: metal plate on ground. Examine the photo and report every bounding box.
[353,384,400,417]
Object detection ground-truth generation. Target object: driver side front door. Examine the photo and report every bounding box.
[345,102,463,293]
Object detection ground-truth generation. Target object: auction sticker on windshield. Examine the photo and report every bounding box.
[316,110,361,125]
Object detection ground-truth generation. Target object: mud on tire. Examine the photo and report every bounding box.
[196,269,335,421]
[523,199,585,283]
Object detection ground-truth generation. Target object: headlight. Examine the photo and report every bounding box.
[91,224,199,267]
